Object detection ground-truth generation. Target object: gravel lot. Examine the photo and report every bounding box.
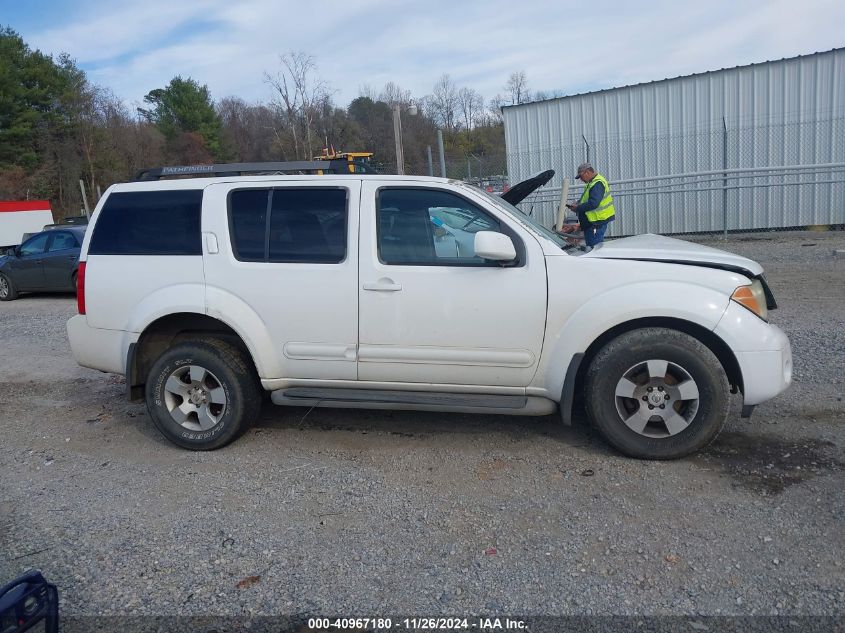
[1,230,843,627]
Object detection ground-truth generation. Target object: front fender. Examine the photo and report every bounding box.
[536,280,732,399]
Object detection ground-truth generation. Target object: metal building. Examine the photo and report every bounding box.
[503,48,845,235]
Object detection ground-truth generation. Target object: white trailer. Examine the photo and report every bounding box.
[0,201,54,248]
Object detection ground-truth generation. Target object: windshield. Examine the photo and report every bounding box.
[467,185,569,250]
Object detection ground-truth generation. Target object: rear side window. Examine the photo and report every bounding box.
[88,190,202,255]
[49,232,78,251]
[229,188,347,263]
[229,189,268,262]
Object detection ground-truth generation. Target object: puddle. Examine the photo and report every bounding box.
[694,431,841,495]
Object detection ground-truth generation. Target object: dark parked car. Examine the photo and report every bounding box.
[0,226,86,301]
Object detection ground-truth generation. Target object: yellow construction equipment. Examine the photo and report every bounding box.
[313,148,374,173]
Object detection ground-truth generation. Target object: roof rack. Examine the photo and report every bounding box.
[133,160,378,181]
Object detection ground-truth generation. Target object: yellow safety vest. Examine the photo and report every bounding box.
[579,173,615,223]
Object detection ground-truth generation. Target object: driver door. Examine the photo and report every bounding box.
[357,181,548,387]
[11,233,50,290]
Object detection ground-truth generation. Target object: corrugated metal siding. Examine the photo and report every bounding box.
[504,49,845,234]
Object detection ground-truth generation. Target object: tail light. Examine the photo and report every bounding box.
[76,262,86,314]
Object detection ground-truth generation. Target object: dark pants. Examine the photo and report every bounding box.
[584,222,609,247]
[578,212,611,247]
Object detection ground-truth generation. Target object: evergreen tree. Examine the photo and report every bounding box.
[138,76,224,161]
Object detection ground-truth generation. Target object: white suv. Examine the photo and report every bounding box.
[66,165,792,458]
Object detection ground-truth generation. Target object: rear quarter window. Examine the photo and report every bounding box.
[88,190,202,255]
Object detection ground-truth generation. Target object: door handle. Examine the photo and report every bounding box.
[363,278,402,292]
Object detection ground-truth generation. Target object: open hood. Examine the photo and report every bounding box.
[583,233,765,277]
[500,170,555,206]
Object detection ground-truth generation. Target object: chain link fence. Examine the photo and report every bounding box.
[442,117,845,236]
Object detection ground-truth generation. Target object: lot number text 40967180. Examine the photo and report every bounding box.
[306,617,527,630]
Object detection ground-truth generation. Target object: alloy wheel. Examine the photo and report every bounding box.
[162,365,228,431]
[613,359,700,438]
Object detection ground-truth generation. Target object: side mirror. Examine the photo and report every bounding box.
[0,570,59,633]
[474,231,516,262]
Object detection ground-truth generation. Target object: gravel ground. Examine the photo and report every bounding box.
[0,230,843,627]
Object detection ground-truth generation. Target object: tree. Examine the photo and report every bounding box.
[0,28,82,169]
[487,94,506,123]
[138,76,223,161]
[457,87,484,130]
[0,27,100,215]
[379,81,411,108]
[347,96,394,169]
[264,51,331,160]
[427,74,459,132]
[505,71,530,105]
[218,97,277,162]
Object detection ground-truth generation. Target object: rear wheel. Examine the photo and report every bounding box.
[0,273,18,301]
[71,271,78,294]
[145,339,261,450]
[585,328,729,459]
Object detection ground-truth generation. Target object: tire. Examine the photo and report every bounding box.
[145,339,261,450]
[71,271,78,294]
[0,273,18,301]
[585,327,729,460]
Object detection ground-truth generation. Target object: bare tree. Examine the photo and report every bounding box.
[427,74,459,132]
[379,81,411,107]
[487,94,506,123]
[505,71,530,105]
[218,97,278,161]
[457,87,484,130]
[264,51,331,159]
[358,83,378,101]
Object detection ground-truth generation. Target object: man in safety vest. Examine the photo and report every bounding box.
[564,162,616,249]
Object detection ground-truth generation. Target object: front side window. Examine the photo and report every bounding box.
[20,233,49,256]
[378,188,501,265]
[229,187,347,264]
[88,190,202,255]
[472,185,569,250]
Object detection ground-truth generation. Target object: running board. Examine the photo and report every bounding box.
[275,387,526,409]
[269,388,556,416]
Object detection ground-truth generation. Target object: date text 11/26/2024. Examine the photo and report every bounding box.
[307,617,527,630]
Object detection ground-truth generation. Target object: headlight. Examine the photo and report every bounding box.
[731,279,769,321]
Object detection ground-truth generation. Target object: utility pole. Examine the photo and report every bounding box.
[393,104,404,175]
[437,130,446,178]
[392,103,418,175]
[722,116,729,239]
[79,180,90,219]
[426,146,434,177]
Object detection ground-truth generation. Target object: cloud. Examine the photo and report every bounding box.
[20,0,845,109]
[28,0,227,64]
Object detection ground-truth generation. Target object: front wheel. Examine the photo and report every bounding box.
[585,328,730,459]
[145,339,261,450]
[0,273,18,301]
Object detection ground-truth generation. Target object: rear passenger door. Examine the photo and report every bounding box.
[42,231,79,289]
[202,181,360,381]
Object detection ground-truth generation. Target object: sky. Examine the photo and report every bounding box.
[2,0,844,111]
